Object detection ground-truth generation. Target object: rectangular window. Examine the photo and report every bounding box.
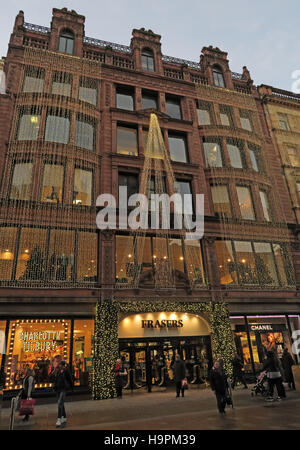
[23,67,44,93]
[165,95,181,119]
[278,113,290,131]
[48,229,75,281]
[116,235,134,284]
[169,238,184,273]
[52,73,72,97]
[77,232,97,282]
[240,110,253,131]
[17,113,40,141]
[118,173,139,201]
[259,191,271,222]
[272,243,289,286]
[16,227,47,281]
[73,168,92,206]
[79,79,97,105]
[253,242,278,286]
[184,239,205,285]
[142,90,158,110]
[287,146,300,167]
[211,185,232,218]
[75,118,95,150]
[168,133,188,163]
[220,105,233,127]
[234,241,257,285]
[197,101,213,126]
[117,126,138,156]
[203,140,223,167]
[0,227,17,280]
[41,164,64,204]
[72,319,94,387]
[174,180,193,215]
[227,143,244,169]
[10,162,33,201]
[236,186,255,220]
[45,114,70,144]
[116,85,134,110]
[249,147,261,172]
[216,240,237,284]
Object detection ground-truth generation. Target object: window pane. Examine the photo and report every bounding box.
[23,76,44,93]
[259,191,271,221]
[169,135,188,163]
[79,86,97,105]
[240,117,252,131]
[10,163,33,200]
[142,51,154,71]
[48,229,75,281]
[17,114,40,141]
[287,147,300,167]
[116,235,134,284]
[142,93,158,110]
[237,186,255,220]
[249,149,259,172]
[166,97,181,119]
[227,144,243,169]
[75,120,94,150]
[16,228,47,280]
[254,242,278,286]
[137,236,152,273]
[73,169,92,206]
[77,232,97,282]
[116,87,134,110]
[197,108,211,125]
[52,81,71,97]
[278,113,289,130]
[117,127,138,156]
[169,238,184,272]
[41,164,64,203]
[234,241,257,285]
[73,319,94,387]
[220,113,230,126]
[59,36,74,54]
[211,185,232,218]
[216,240,237,284]
[118,173,139,200]
[272,243,288,286]
[184,240,205,285]
[213,70,225,87]
[0,227,17,280]
[174,180,193,214]
[203,141,223,167]
[45,115,70,144]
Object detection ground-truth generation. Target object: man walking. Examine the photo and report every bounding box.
[210,360,228,414]
[172,354,186,398]
[232,354,248,389]
[53,360,74,428]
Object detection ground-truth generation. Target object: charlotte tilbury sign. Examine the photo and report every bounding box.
[118,312,211,338]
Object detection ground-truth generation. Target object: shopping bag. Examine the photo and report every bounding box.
[19,399,35,416]
[181,378,189,390]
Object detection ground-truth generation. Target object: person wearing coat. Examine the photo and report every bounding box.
[231,354,248,389]
[172,354,186,398]
[20,367,35,423]
[210,361,228,414]
[52,360,74,427]
[281,348,296,390]
[115,358,126,398]
[263,351,286,400]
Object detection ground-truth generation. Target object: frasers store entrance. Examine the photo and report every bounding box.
[118,312,213,391]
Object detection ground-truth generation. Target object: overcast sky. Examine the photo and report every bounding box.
[1,0,300,90]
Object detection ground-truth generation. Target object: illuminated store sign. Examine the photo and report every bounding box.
[19,330,62,352]
[141,319,183,329]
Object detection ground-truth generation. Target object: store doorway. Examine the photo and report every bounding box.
[119,336,212,392]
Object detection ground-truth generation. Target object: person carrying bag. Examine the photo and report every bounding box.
[19,368,35,422]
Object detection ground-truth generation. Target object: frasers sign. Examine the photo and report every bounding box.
[142,319,183,329]
[20,331,61,352]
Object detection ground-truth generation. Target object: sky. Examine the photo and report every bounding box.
[1,0,300,91]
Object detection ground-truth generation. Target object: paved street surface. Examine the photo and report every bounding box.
[1,385,300,430]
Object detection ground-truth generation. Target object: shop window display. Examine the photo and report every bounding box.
[0,320,6,370]
[5,319,71,390]
[72,320,94,387]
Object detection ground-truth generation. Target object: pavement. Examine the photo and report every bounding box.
[1,384,300,431]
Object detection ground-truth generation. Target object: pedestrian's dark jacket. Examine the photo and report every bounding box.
[210,368,228,394]
[232,356,244,375]
[172,359,186,382]
[262,355,281,377]
[53,367,74,393]
[281,351,295,381]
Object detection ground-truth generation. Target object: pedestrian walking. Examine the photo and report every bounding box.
[172,354,186,398]
[263,351,286,401]
[19,367,35,423]
[52,360,74,427]
[216,354,224,374]
[210,361,229,415]
[281,347,296,390]
[115,358,127,398]
[231,354,248,389]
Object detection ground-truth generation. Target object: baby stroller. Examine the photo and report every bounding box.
[251,370,269,397]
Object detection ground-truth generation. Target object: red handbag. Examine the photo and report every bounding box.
[19,399,35,416]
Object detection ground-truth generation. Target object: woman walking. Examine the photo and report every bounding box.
[20,367,35,423]
[210,361,228,414]
[53,360,74,427]
[263,351,286,401]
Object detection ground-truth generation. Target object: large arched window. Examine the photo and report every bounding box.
[141,48,155,71]
[212,65,225,88]
[59,29,74,55]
